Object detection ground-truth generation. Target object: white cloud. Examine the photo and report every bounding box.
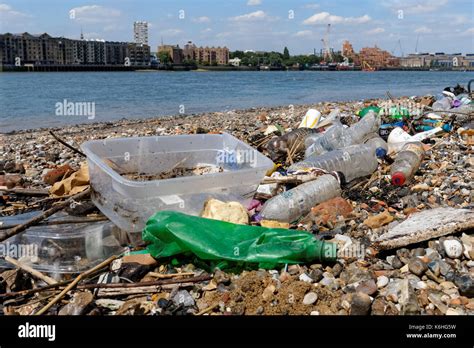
[304,3,320,9]
[303,12,371,25]
[247,0,262,5]
[160,29,183,37]
[414,26,432,33]
[0,3,30,18]
[192,16,210,23]
[230,10,268,22]
[461,27,474,37]
[294,30,313,37]
[201,28,212,34]
[69,5,121,23]
[383,0,448,14]
[367,27,385,35]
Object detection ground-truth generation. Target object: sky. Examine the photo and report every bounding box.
[0,0,473,55]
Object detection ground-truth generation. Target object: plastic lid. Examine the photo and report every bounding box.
[391,172,406,186]
[375,147,387,158]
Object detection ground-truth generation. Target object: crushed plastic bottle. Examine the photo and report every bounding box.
[390,142,425,186]
[143,211,338,268]
[387,127,443,154]
[357,106,381,117]
[260,174,341,223]
[291,136,387,183]
[305,110,381,158]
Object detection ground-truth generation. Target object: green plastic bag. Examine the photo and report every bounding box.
[142,211,337,269]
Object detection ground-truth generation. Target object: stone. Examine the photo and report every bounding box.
[310,310,320,315]
[172,290,195,307]
[310,197,353,225]
[303,292,318,305]
[58,291,94,315]
[299,273,313,283]
[399,279,420,315]
[411,183,430,192]
[43,164,74,185]
[214,270,231,285]
[350,292,372,315]
[309,269,323,282]
[201,198,249,225]
[390,256,404,269]
[428,292,448,314]
[377,276,389,289]
[363,211,394,229]
[454,274,474,297]
[446,308,462,315]
[355,279,377,296]
[443,239,463,259]
[262,284,276,301]
[408,258,428,276]
[0,174,23,189]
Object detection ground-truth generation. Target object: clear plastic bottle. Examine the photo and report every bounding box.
[290,136,387,183]
[260,174,341,223]
[305,110,381,157]
[390,142,424,186]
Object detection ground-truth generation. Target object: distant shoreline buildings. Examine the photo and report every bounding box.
[0,32,150,67]
[158,41,229,65]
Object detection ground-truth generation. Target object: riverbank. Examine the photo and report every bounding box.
[1,96,473,316]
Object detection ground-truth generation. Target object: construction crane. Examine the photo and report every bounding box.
[321,24,333,62]
[415,34,420,54]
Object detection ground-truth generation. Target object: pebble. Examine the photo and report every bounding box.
[377,276,389,289]
[172,290,195,307]
[299,273,313,283]
[350,292,372,315]
[454,274,474,297]
[303,292,318,305]
[355,279,377,296]
[408,258,428,276]
[262,284,276,301]
[309,269,324,282]
[443,239,463,259]
[310,310,320,315]
[58,291,93,315]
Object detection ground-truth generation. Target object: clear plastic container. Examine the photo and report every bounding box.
[290,136,387,183]
[81,133,274,232]
[0,218,125,274]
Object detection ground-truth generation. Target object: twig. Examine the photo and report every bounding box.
[78,274,211,290]
[0,216,108,230]
[286,148,293,166]
[147,272,195,279]
[4,256,57,285]
[1,188,49,196]
[0,187,90,243]
[35,254,118,315]
[196,303,219,316]
[49,130,86,157]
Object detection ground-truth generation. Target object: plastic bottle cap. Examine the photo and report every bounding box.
[375,147,387,158]
[391,172,406,186]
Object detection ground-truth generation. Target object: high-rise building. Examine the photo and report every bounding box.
[133,21,148,45]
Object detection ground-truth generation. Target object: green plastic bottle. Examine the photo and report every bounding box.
[357,106,381,118]
[142,211,337,269]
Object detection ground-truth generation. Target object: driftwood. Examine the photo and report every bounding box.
[49,130,86,157]
[374,207,474,250]
[0,188,49,196]
[4,256,57,285]
[0,187,90,243]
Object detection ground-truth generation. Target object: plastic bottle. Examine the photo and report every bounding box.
[143,211,337,269]
[357,106,380,117]
[299,109,322,128]
[259,174,341,223]
[291,136,387,183]
[390,142,424,186]
[305,110,381,158]
[387,127,443,154]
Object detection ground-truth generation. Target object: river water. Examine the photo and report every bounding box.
[1,70,473,132]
